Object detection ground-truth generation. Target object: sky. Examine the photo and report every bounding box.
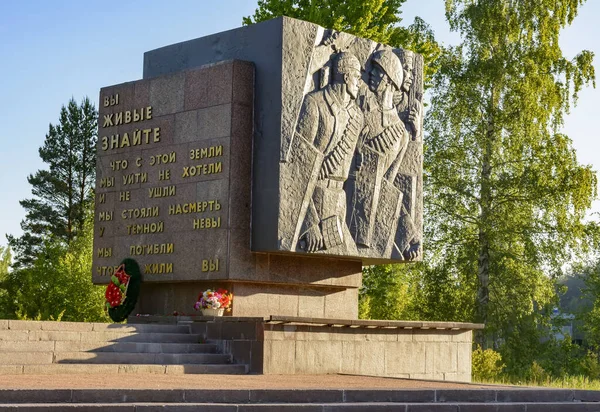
[0,0,599,246]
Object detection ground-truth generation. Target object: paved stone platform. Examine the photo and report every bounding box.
[0,374,598,411]
[0,374,489,390]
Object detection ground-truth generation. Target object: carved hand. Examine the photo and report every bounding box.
[403,243,421,261]
[304,225,324,253]
[408,104,422,140]
[356,151,363,171]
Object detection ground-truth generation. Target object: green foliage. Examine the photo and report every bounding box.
[579,260,600,349]
[0,217,107,322]
[0,246,10,282]
[244,0,407,44]
[359,264,422,320]
[472,346,505,382]
[244,0,442,86]
[8,97,97,268]
[426,0,597,351]
[107,258,142,323]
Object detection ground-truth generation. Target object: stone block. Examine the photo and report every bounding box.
[436,389,496,403]
[0,351,54,365]
[363,328,401,342]
[297,289,326,318]
[174,109,200,143]
[406,405,459,412]
[0,320,7,330]
[344,390,434,403]
[324,288,358,320]
[409,373,445,381]
[413,329,454,342]
[0,341,54,352]
[71,389,184,403]
[385,342,426,375]
[0,365,24,374]
[496,389,574,403]
[294,340,342,374]
[39,321,94,332]
[340,341,385,375]
[263,340,296,374]
[150,72,185,116]
[196,103,232,140]
[118,365,167,374]
[22,364,119,374]
[238,406,322,412]
[221,321,258,340]
[525,405,597,412]
[249,389,343,404]
[184,61,234,111]
[138,406,237,412]
[431,342,458,373]
[576,390,600,402]
[232,61,255,106]
[28,331,81,342]
[250,340,264,374]
[451,330,473,342]
[0,389,72,403]
[443,372,472,382]
[457,342,472,374]
[184,389,249,403]
[8,320,42,330]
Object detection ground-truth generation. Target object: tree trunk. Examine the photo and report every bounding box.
[476,97,495,348]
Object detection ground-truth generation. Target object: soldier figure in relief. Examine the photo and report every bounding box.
[295,52,365,254]
[390,49,423,261]
[350,49,409,253]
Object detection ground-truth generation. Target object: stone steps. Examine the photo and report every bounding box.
[0,389,598,410]
[0,341,217,354]
[0,320,246,375]
[54,351,232,364]
[1,403,598,411]
[0,330,202,343]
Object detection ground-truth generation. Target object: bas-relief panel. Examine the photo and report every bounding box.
[278,28,424,262]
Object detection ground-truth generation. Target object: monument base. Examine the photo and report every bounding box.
[131,315,483,382]
[134,281,359,319]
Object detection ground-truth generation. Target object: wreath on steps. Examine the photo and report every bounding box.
[104,258,142,323]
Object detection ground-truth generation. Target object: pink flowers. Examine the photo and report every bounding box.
[194,288,233,311]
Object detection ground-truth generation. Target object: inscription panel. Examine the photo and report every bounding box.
[92,64,247,284]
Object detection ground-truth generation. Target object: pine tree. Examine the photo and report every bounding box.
[8,98,97,268]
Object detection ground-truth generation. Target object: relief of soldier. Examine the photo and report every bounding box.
[291,41,423,261]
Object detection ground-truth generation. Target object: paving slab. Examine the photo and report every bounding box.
[0,374,502,390]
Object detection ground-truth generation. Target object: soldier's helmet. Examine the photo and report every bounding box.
[333,52,361,75]
[371,49,403,91]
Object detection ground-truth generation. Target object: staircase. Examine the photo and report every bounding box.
[0,320,247,374]
[0,388,598,410]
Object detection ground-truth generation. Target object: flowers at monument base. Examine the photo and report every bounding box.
[104,265,131,310]
[194,288,233,311]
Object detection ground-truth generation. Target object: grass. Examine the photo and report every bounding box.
[474,375,600,390]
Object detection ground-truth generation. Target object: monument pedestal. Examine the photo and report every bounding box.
[130,315,483,382]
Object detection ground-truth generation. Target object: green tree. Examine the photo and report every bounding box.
[426,0,596,353]
[0,246,10,281]
[0,217,106,322]
[580,259,600,350]
[8,98,97,268]
[244,0,442,85]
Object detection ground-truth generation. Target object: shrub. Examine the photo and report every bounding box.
[472,346,505,382]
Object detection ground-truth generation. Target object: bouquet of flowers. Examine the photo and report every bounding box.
[194,288,233,312]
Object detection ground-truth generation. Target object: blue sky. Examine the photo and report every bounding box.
[0,0,598,245]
